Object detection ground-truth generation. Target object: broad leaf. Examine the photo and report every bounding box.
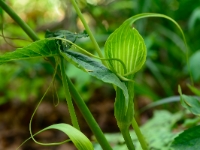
[60,50,129,103]
[178,86,200,116]
[94,110,183,150]
[0,39,59,65]
[171,125,200,150]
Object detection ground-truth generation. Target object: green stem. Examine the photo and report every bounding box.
[121,128,135,150]
[60,58,80,130]
[69,0,104,60]
[0,0,39,41]
[66,75,112,150]
[1,1,111,149]
[132,118,148,150]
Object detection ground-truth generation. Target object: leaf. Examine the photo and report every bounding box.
[187,84,200,96]
[60,50,129,103]
[188,7,200,30]
[95,110,183,150]
[178,86,200,116]
[189,50,200,81]
[19,123,93,150]
[171,125,200,150]
[0,39,59,65]
[43,124,93,150]
[45,30,88,51]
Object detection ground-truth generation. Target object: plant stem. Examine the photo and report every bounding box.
[121,128,135,150]
[0,0,39,41]
[66,75,112,150]
[60,58,80,130]
[69,0,104,60]
[1,1,111,149]
[132,117,148,150]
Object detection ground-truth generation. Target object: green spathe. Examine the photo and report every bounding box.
[104,19,146,76]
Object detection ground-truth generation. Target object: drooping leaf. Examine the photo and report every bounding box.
[171,125,200,150]
[43,124,93,150]
[19,123,93,150]
[60,50,129,103]
[0,39,59,65]
[178,86,200,117]
[45,30,88,51]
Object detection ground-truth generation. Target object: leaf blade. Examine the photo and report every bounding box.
[0,39,59,65]
[171,125,200,150]
[60,50,129,103]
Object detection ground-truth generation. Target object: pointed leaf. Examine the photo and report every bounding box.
[60,50,129,103]
[180,95,200,117]
[178,86,200,116]
[171,125,200,150]
[30,123,93,150]
[0,39,59,65]
[44,124,93,150]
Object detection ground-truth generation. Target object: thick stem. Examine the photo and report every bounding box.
[69,0,104,60]
[60,58,80,130]
[132,118,148,150]
[121,128,135,150]
[66,75,112,150]
[0,0,39,41]
[115,84,135,149]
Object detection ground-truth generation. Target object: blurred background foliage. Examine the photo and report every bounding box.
[1,0,200,115]
[1,0,200,149]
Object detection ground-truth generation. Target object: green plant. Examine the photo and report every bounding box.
[0,0,199,150]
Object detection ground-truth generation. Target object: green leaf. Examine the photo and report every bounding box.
[60,50,129,103]
[95,110,183,150]
[43,124,93,150]
[45,30,88,51]
[171,125,200,150]
[189,50,200,81]
[178,86,200,117]
[0,39,59,65]
[187,84,200,96]
[19,123,93,150]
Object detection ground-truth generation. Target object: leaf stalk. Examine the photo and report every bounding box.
[132,118,148,150]
[69,0,105,64]
[60,57,80,130]
[0,0,39,41]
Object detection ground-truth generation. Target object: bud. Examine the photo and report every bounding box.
[104,22,146,77]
